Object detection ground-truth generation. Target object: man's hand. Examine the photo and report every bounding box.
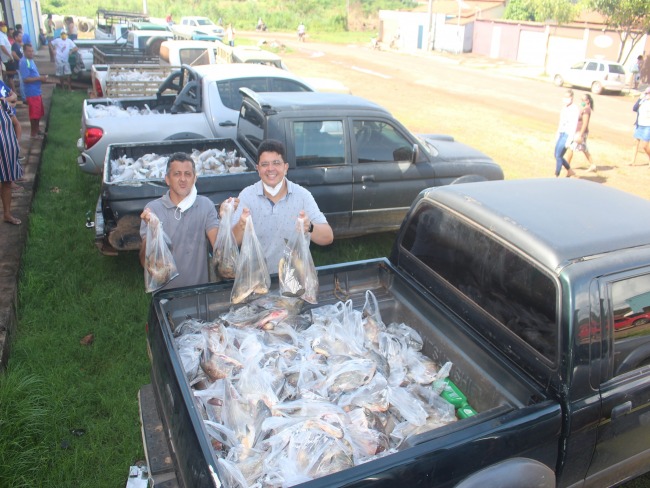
[219,197,239,218]
[140,208,152,223]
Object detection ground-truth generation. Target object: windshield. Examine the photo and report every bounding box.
[197,19,215,26]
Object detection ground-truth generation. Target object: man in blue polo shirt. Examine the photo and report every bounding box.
[18,43,48,138]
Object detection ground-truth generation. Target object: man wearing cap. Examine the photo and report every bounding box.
[50,31,77,91]
[18,43,49,138]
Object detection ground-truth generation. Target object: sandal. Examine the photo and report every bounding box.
[4,216,21,225]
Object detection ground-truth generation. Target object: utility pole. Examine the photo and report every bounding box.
[427,0,434,51]
[143,0,148,15]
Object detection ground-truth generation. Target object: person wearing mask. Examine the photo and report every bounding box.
[65,17,77,41]
[18,43,49,138]
[553,89,579,177]
[139,152,221,291]
[565,94,596,173]
[231,139,333,273]
[50,31,77,90]
[0,78,22,225]
[633,87,650,166]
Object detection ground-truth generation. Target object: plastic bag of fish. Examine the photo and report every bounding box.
[279,217,318,304]
[173,290,462,487]
[144,212,178,292]
[86,103,162,119]
[230,216,270,304]
[109,148,248,183]
[213,199,239,280]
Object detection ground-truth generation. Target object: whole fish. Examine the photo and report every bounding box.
[222,305,288,330]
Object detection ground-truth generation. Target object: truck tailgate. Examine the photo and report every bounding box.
[146,259,561,487]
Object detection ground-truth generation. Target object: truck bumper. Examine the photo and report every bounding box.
[77,138,102,175]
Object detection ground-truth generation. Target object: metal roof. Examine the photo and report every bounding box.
[424,178,650,270]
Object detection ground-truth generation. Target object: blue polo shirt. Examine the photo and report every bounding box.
[18,57,41,98]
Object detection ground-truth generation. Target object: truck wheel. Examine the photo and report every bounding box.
[454,458,555,488]
[553,74,564,87]
[591,81,603,94]
[79,20,90,33]
[146,38,164,56]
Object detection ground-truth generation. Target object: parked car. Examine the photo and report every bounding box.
[615,310,650,330]
[553,59,626,94]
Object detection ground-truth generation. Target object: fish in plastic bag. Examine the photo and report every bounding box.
[212,199,239,280]
[279,217,319,304]
[230,216,270,304]
[144,212,178,292]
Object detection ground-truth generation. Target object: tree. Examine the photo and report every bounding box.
[504,0,578,24]
[589,0,650,64]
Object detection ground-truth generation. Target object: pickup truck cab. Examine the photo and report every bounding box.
[159,40,217,66]
[171,16,225,41]
[214,40,286,69]
[140,178,650,487]
[126,22,174,54]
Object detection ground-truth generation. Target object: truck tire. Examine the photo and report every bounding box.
[450,175,487,185]
[146,38,165,56]
[78,20,90,33]
[454,458,555,488]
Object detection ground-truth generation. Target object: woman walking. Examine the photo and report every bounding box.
[565,94,596,172]
[553,89,579,177]
[0,78,22,225]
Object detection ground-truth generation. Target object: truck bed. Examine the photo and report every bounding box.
[96,138,257,253]
[146,259,558,487]
[93,45,159,65]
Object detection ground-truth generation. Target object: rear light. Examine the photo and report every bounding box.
[84,127,103,149]
[94,78,103,98]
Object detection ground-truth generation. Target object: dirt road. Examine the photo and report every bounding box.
[248,31,649,200]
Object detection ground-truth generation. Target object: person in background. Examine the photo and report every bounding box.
[18,43,49,139]
[565,94,596,173]
[553,89,579,177]
[231,139,333,273]
[50,31,77,91]
[633,86,650,166]
[165,13,173,25]
[226,24,235,47]
[65,17,77,41]
[15,24,30,46]
[0,22,13,90]
[139,152,220,291]
[0,78,22,225]
[11,30,23,100]
[45,14,55,62]
[631,55,643,90]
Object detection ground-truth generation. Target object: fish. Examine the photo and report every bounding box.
[222,305,288,329]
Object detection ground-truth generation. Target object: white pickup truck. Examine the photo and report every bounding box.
[77,64,316,174]
[170,16,225,41]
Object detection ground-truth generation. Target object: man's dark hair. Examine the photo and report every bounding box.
[257,139,285,162]
[13,31,22,40]
[23,42,32,49]
[166,152,196,175]
[15,24,22,31]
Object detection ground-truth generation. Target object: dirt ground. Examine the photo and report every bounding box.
[247,31,650,201]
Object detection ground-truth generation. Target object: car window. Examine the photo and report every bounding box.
[571,61,586,70]
[179,48,210,66]
[610,273,650,376]
[608,64,625,75]
[400,203,559,363]
[353,120,415,163]
[215,78,311,111]
[586,62,598,71]
[294,120,345,167]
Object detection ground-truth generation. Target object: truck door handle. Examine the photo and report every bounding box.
[218,120,236,127]
[611,401,632,420]
[361,175,375,182]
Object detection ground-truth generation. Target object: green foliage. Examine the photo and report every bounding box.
[41,0,415,32]
[503,0,579,24]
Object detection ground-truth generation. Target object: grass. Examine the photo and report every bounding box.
[0,88,395,487]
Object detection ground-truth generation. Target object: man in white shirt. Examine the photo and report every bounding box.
[0,22,12,86]
[49,31,77,90]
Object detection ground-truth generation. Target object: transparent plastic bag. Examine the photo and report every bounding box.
[279,217,318,304]
[213,200,239,280]
[144,212,178,293]
[231,216,270,304]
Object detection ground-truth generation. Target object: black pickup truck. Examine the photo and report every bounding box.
[95,88,502,254]
[140,178,650,487]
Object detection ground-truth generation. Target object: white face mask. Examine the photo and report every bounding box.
[176,185,197,213]
[263,178,285,197]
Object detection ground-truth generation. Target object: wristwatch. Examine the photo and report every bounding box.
[308,221,314,233]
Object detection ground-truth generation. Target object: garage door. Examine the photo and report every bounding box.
[517,30,545,66]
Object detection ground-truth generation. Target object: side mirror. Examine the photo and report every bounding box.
[411,143,419,164]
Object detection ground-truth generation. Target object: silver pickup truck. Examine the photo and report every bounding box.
[77,64,316,175]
